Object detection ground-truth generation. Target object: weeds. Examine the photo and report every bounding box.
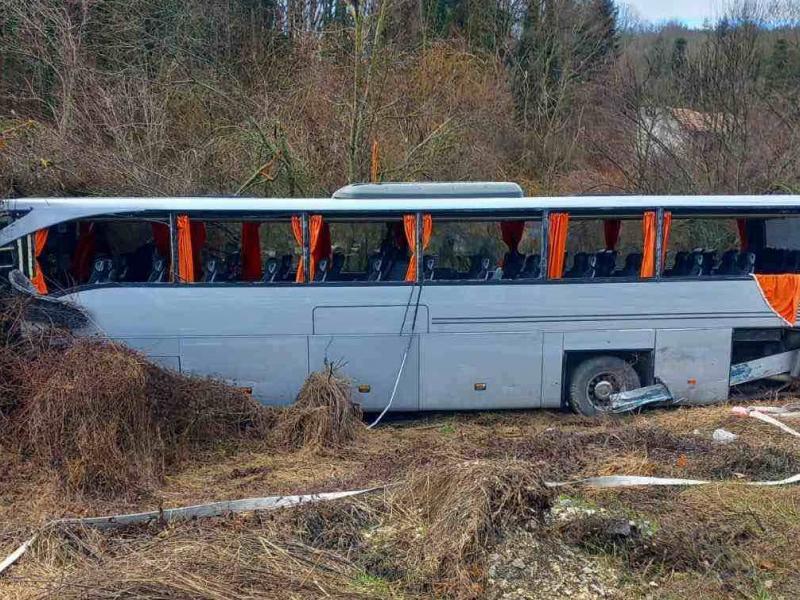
[277,365,365,452]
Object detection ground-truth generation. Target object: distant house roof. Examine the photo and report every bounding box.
[668,107,726,133]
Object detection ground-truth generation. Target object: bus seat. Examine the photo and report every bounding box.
[687,251,704,276]
[204,258,223,283]
[716,250,738,275]
[616,252,641,277]
[701,250,717,275]
[226,251,242,281]
[367,255,384,281]
[737,251,756,275]
[465,254,491,279]
[88,258,113,285]
[263,257,279,282]
[475,256,492,280]
[595,250,617,278]
[501,251,525,280]
[127,243,155,281]
[520,254,541,279]
[665,251,688,277]
[423,254,437,280]
[314,257,330,282]
[566,252,595,278]
[148,255,167,282]
[328,253,345,281]
[278,255,294,280]
[384,256,409,281]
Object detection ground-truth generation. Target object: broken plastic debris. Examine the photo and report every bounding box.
[712,428,738,443]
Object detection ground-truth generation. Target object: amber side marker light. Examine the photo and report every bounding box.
[474,383,487,391]
[358,384,371,393]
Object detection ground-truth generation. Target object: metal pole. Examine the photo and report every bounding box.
[168,214,178,283]
[655,207,664,279]
[301,213,310,283]
[541,211,549,280]
[415,212,423,282]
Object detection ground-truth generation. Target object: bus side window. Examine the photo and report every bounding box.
[192,219,300,284]
[663,217,750,277]
[760,217,800,274]
[318,218,407,283]
[40,219,169,292]
[425,218,542,282]
[560,215,645,280]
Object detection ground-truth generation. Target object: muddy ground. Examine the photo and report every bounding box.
[2,402,800,599]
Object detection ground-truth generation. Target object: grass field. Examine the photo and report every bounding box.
[2,399,799,599]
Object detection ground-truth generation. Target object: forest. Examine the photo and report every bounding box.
[1,0,800,199]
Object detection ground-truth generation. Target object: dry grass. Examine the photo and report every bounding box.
[377,459,554,597]
[1,332,271,498]
[3,378,800,599]
[16,517,382,600]
[277,366,365,452]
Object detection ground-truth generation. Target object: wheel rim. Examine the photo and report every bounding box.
[586,371,625,410]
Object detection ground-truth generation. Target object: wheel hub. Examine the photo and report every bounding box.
[593,380,614,401]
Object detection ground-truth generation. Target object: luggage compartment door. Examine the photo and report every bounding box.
[308,334,420,412]
[421,332,543,410]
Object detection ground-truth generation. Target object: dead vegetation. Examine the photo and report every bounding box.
[6,340,271,497]
[381,459,554,596]
[2,302,800,598]
[0,297,371,499]
[3,400,800,599]
[277,365,365,452]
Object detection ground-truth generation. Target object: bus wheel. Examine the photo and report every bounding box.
[568,356,640,417]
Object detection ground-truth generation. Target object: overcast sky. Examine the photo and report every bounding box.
[622,1,722,26]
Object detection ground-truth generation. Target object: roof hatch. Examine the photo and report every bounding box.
[332,182,524,200]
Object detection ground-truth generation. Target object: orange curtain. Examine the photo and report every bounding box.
[754,274,800,325]
[640,211,657,278]
[737,219,748,250]
[603,220,621,250]
[291,216,304,282]
[308,215,331,281]
[30,228,49,294]
[500,221,525,253]
[547,213,569,279]
[404,213,433,282]
[71,222,96,283]
[241,222,262,281]
[176,215,195,282]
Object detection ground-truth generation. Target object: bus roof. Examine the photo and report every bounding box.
[3,193,800,246]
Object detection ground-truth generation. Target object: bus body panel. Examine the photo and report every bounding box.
[60,278,784,409]
[308,334,421,411]
[420,332,543,410]
[655,328,733,404]
[180,336,309,406]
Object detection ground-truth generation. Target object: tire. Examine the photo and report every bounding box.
[568,355,641,417]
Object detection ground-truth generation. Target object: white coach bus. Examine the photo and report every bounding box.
[2,182,800,415]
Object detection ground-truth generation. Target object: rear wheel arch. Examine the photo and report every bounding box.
[565,352,647,416]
